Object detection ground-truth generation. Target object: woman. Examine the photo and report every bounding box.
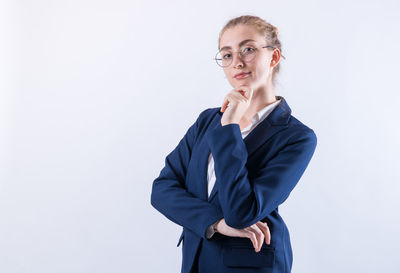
[151,15,317,273]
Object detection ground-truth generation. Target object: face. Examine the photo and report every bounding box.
[218,25,279,90]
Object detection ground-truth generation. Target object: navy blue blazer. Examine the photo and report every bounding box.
[151,96,317,273]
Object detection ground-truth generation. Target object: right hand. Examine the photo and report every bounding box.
[220,85,254,126]
[214,218,271,252]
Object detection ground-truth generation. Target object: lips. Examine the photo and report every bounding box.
[234,72,251,79]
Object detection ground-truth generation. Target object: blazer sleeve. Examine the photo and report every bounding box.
[205,123,317,229]
[150,109,224,240]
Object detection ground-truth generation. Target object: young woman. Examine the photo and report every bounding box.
[151,15,317,273]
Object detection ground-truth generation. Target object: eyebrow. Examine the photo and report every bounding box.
[219,39,257,51]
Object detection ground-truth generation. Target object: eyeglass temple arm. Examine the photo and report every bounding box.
[263,46,286,60]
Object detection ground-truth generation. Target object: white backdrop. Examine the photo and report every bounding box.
[1,0,400,272]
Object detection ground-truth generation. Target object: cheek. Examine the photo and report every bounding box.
[251,67,270,82]
[223,69,231,78]
[255,63,271,76]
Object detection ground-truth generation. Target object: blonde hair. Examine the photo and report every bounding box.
[218,15,285,87]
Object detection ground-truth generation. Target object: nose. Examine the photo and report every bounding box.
[231,52,244,68]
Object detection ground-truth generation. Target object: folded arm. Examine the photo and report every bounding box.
[205,123,317,229]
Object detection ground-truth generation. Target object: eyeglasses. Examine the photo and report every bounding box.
[214,45,286,68]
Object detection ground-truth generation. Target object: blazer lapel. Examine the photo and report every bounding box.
[206,95,292,203]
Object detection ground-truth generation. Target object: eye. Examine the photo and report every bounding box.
[223,53,231,59]
[243,46,255,53]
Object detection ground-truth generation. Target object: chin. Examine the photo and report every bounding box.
[236,81,254,88]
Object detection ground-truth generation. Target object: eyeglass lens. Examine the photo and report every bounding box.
[215,45,257,67]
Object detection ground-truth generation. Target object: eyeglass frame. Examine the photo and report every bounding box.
[214,45,286,68]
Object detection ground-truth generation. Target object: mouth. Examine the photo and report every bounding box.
[234,72,251,79]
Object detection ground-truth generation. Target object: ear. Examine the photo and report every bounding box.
[270,48,281,67]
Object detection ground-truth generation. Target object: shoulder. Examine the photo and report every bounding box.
[284,114,317,146]
[194,107,220,126]
[198,107,220,118]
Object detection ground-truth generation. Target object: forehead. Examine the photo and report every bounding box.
[219,25,263,51]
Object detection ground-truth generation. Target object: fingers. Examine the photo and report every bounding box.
[231,91,246,102]
[220,96,229,112]
[245,226,264,252]
[219,220,271,253]
[221,92,242,112]
[243,229,258,251]
[256,221,271,245]
[221,87,253,112]
[235,85,253,100]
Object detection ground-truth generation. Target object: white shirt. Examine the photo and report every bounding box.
[205,98,282,239]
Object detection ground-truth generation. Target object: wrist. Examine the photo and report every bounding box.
[214,218,223,232]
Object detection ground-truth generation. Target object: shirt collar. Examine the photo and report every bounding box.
[242,98,282,132]
[254,98,282,123]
